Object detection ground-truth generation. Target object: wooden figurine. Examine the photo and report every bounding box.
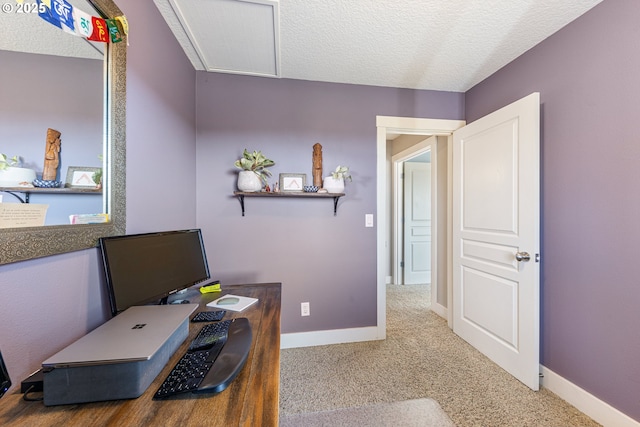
[43,128,61,181]
[312,143,323,187]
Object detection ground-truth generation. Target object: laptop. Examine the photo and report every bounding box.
[42,304,198,368]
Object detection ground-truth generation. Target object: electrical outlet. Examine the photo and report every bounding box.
[301,302,310,316]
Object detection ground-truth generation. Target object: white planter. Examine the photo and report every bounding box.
[237,170,263,192]
[0,167,36,187]
[323,176,345,193]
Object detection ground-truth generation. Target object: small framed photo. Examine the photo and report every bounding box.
[65,166,101,188]
[279,173,306,192]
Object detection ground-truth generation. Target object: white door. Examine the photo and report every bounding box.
[452,93,540,390]
[403,161,431,284]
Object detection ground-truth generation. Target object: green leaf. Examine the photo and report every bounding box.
[235,149,275,173]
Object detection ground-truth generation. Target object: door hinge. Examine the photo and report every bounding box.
[535,253,540,262]
[400,262,404,268]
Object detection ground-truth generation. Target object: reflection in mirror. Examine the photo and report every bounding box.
[0,0,105,226]
[0,0,126,264]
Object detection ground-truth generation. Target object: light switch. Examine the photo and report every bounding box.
[365,214,374,227]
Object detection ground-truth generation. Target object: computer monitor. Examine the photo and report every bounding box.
[99,229,210,317]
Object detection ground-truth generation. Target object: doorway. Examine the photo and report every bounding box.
[375,117,465,339]
[377,93,540,390]
[391,137,435,288]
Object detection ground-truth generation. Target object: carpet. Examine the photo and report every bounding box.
[279,285,600,426]
[279,398,455,427]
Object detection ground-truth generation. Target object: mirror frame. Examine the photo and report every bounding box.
[0,0,126,265]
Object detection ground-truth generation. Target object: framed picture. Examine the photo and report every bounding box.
[65,166,101,188]
[279,173,306,192]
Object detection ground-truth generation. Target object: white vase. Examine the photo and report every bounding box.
[323,176,345,193]
[237,170,263,192]
[0,166,36,187]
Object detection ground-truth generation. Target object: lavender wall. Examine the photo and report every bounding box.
[123,0,197,232]
[0,0,196,391]
[195,72,463,333]
[465,0,640,421]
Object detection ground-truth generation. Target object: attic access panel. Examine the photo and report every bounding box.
[169,0,280,77]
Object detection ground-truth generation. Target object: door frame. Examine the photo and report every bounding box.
[391,137,435,287]
[376,116,465,338]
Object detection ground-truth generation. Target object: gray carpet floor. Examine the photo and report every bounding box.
[280,398,455,427]
[279,284,601,427]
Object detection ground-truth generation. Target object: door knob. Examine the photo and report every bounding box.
[515,252,531,262]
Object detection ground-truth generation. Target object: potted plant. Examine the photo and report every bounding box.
[0,153,19,171]
[323,165,351,193]
[234,149,275,192]
[92,169,103,189]
[0,153,36,187]
[92,154,103,189]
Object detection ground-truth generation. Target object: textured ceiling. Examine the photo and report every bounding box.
[1,1,604,90]
[0,0,103,59]
[156,0,602,92]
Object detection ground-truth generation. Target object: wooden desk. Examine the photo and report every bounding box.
[0,283,281,427]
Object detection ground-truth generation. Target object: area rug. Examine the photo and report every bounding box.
[279,398,455,427]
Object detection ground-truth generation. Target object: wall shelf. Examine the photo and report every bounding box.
[0,186,102,203]
[233,191,345,216]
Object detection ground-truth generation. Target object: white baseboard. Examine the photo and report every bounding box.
[540,366,639,427]
[430,302,447,319]
[280,326,381,349]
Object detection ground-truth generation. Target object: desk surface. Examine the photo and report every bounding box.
[0,282,281,427]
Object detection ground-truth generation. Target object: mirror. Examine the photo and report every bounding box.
[0,13,104,225]
[0,0,126,264]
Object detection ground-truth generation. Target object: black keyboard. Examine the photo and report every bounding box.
[154,318,252,399]
[191,310,226,323]
[188,320,231,352]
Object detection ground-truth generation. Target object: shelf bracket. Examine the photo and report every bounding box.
[234,192,343,216]
[236,194,245,216]
[3,191,28,203]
